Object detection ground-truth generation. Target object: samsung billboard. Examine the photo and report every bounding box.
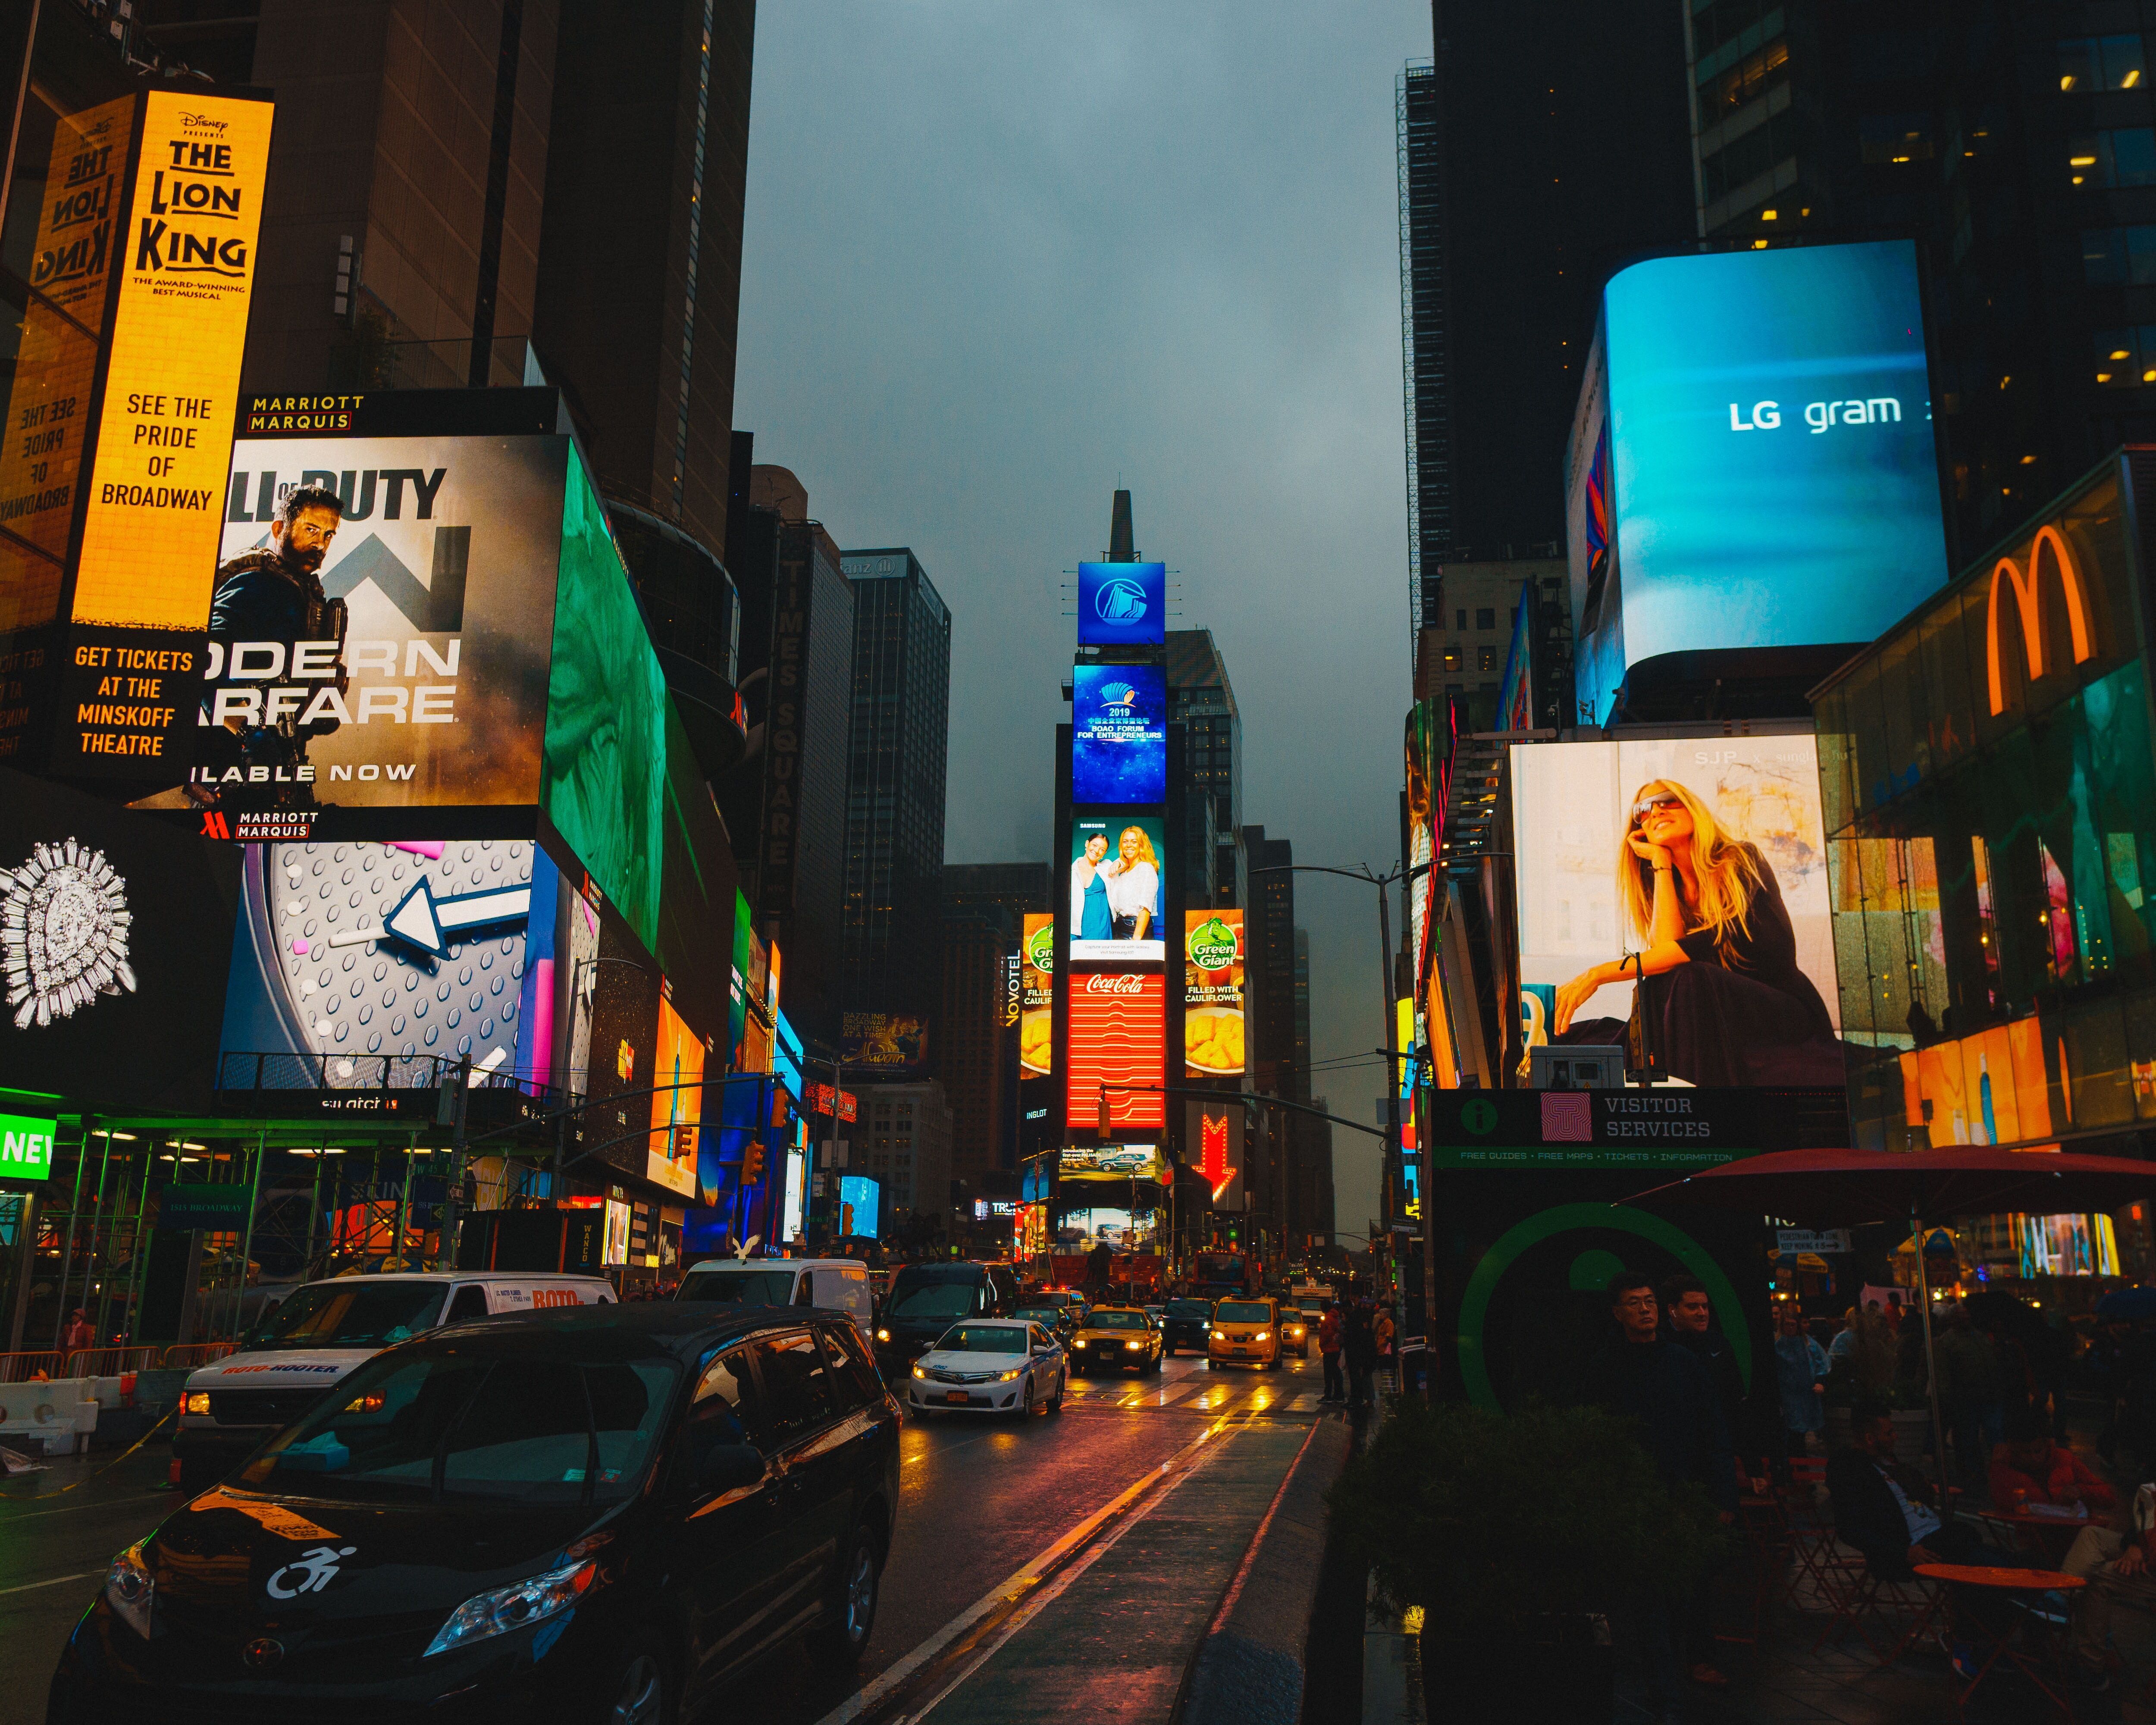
[1567,240,1951,722]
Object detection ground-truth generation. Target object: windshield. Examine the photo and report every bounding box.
[1087,1310,1147,1330]
[935,1326,1028,1354]
[241,1350,679,1505]
[888,1279,977,1320]
[1216,1301,1271,1323]
[243,1280,446,1352]
[1014,1307,1064,1324]
[1166,1301,1211,1319]
[678,1269,796,1305]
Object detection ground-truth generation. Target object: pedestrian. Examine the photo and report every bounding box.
[1582,1271,1736,1720]
[1935,1308,2006,1496]
[1371,1302,1395,1388]
[60,1308,94,1355]
[1344,1299,1377,1410]
[1319,1300,1346,1402]
[1988,1403,2117,1514]
[2061,1482,2156,1691]
[1773,1305,1829,1475]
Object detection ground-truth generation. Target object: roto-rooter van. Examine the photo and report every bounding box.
[171,1270,612,1492]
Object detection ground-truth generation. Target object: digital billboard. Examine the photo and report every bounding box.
[841,1011,929,1073]
[0,765,238,1113]
[1509,735,1843,1087]
[1076,560,1166,646]
[1183,910,1244,1079]
[1069,815,1165,964]
[1021,913,1053,1076]
[1072,663,1166,803]
[1185,1102,1244,1210]
[839,1173,881,1240]
[647,992,703,1199]
[188,412,569,833]
[216,837,555,1089]
[1065,971,1165,1130]
[1573,240,1950,722]
[56,92,276,777]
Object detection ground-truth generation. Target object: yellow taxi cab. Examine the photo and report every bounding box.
[1069,1303,1163,1375]
[1280,1306,1311,1358]
[1206,1295,1281,1370]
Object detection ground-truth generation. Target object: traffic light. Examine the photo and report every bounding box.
[743,1142,765,1185]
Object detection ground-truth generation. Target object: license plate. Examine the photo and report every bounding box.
[945,1391,970,1405]
[1233,1346,1248,1355]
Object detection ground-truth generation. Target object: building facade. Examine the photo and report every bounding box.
[1410,555,1573,730]
[858,1080,954,1229]
[936,905,1016,1195]
[1168,629,1243,908]
[840,548,953,1020]
[943,862,1051,929]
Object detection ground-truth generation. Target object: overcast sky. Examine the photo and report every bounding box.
[734,2,1433,1237]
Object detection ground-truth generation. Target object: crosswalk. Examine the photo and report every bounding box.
[1059,1359,1333,1418]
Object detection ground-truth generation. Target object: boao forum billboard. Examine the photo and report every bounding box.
[1574,240,1952,721]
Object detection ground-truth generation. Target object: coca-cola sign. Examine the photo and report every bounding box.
[1083,972,1144,994]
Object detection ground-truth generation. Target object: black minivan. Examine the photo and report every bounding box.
[873,1260,1022,1375]
[50,1305,900,1725]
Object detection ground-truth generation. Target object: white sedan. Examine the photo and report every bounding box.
[905,1318,1066,1418]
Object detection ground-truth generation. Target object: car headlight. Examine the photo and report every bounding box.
[1125,1340,1142,1350]
[106,1540,154,1638]
[1253,1332,1269,1343]
[997,1367,1024,1381]
[912,1364,928,1379]
[425,1559,596,1657]
[876,1328,890,1342]
[183,1392,210,1417]
[1200,1322,1210,1330]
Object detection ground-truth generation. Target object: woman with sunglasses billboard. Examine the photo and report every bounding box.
[1551,779,1839,1085]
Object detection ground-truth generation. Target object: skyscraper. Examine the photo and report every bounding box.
[943,863,1051,929]
[1167,630,1242,908]
[1681,3,2156,561]
[936,903,1015,1192]
[839,548,952,1019]
[1398,6,1695,633]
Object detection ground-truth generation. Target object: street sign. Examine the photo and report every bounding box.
[158,1183,254,1230]
[1775,1229,1852,1255]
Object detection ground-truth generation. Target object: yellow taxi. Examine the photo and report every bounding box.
[1069,1303,1163,1375]
[1206,1296,1282,1370]
[1280,1306,1312,1358]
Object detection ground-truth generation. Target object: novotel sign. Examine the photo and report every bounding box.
[0,1112,57,1182]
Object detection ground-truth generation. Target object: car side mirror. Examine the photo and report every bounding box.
[699,1442,766,1493]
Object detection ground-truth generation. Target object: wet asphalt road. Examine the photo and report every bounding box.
[0,1351,1330,1725]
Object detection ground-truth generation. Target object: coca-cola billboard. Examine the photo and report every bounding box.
[1065,970,1165,1131]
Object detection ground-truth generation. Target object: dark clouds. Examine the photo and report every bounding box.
[734,2,1431,1233]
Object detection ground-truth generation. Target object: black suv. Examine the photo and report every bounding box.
[874,1261,1022,1374]
[51,1305,900,1725]
[1159,1298,1213,1357]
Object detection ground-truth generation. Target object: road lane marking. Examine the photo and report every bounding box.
[0,1490,165,1524]
[0,1569,103,1599]
[812,1414,1238,1725]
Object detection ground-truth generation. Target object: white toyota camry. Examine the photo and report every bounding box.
[905,1317,1066,1418]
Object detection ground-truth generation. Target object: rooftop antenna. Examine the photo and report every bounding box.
[1110,488,1135,562]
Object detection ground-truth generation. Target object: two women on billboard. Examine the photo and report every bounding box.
[1551,778,1840,1085]
[1069,818,1165,962]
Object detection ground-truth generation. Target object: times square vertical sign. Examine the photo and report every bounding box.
[0,88,275,776]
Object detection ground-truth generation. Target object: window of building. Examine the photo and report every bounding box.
[1475,607,1496,630]
[2069,129,2156,188]
[1858,114,1934,164]
[1455,608,1467,630]
[1477,646,1498,674]
[2059,35,2146,93]
[2093,326,2156,386]
[1702,109,1798,205]
[1698,33,1789,121]
[2084,226,2156,285]
[1442,643,1463,672]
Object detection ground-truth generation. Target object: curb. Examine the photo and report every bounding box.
[1178,1412,1355,1725]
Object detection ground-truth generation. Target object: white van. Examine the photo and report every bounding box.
[172,1269,612,1492]
[676,1257,874,1346]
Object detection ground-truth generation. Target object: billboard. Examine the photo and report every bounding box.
[1076,561,1166,646]
[192,408,569,829]
[0,765,238,1112]
[1185,1102,1244,1209]
[1069,815,1166,964]
[1072,663,1166,803]
[1510,735,1843,1088]
[839,1173,881,1240]
[841,1011,928,1074]
[1573,240,1950,721]
[55,91,276,776]
[1065,970,1166,1130]
[1021,913,1053,1076]
[216,837,556,1089]
[647,992,703,1199]
[1183,909,1244,1078]
[1058,1142,1167,1181]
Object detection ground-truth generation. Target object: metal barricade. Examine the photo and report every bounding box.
[160,1342,237,1371]
[63,1345,162,1379]
[0,1350,68,1383]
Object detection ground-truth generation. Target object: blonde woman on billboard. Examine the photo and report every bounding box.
[1104,825,1161,941]
[1072,831,1114,941]
[1551,779,1839,1085]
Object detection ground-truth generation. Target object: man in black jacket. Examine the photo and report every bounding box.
[1584,1270,1736,1718]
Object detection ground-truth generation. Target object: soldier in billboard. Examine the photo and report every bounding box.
[194,483,349,812]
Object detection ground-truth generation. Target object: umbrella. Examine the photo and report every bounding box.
[1619,1146,2156,1499]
